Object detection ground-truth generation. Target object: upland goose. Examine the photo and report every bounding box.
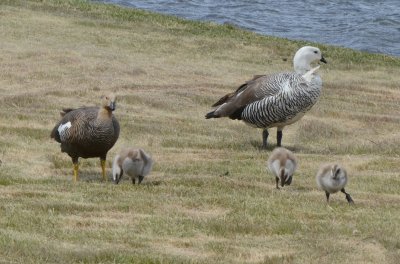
[51,93,120,182]
[267,147,297,189]
[316,164,354,204]
[112,147,153,184]
[206,46,327,148]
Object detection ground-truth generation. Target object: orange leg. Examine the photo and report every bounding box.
[101,159,107,182]
[73,163,79,183]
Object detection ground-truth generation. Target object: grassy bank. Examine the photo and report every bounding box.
[0,0,399,263]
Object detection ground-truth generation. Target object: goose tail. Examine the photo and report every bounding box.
[205,110,219,119]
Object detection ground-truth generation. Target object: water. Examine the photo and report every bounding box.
[96,0,400,57]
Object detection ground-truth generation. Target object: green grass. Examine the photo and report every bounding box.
[0,0,400,263]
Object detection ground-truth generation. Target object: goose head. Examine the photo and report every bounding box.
[293,46,327,74]
[101,93,117,111]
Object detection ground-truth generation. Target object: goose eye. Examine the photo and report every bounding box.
[105,97,109,100]
[314,50,318,54]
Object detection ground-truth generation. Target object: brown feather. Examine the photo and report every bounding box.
[51,94,120,160]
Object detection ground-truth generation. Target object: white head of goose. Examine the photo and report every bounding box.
[112,147,154,185]
[267,147,297,189]
[50,93,120,182]
[316,164,354,204]
[205,46,327,148]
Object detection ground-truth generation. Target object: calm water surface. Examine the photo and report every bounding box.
[96,0,400,57]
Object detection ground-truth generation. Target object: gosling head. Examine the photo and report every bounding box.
[331,164,346,181]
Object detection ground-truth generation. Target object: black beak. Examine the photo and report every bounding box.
[114,174,121,184]
[320,55,327,64]
[109,102,116,111]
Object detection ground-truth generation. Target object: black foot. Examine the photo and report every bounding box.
[345,194,354,204]
[341,189,354,204]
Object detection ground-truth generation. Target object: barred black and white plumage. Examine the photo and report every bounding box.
[205,46,327,148]
[50,93,120,182]
[241,72,322,128]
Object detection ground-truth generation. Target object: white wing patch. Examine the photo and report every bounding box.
[57,121,71,141]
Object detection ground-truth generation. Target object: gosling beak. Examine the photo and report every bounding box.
[280,175,286,187]
[320,55,327,64]
[113,174,120,184]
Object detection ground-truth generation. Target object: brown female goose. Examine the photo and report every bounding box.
[51,93,120,182]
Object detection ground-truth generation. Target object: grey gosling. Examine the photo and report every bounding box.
[112,147,153,184]
[267,147,297,189]
[316,164,354,204]
[51,93,120,182]
[206,46,327,148]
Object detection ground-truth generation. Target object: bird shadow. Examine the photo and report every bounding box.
[250,140,310,154]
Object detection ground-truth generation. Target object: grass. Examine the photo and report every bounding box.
[0,0,400,263]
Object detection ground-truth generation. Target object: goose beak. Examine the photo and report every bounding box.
[109,102,116,111]
[320,56,327,64]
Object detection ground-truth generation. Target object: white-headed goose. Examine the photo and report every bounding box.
[206,46,327,148]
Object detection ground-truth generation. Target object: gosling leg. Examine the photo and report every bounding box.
[341,188,354,204]
[325,191,330,203]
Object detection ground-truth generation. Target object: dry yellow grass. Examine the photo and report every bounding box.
[0,1,399,263]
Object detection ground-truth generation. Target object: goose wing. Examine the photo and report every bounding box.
[51,107,98,144]
[206,72,296,119]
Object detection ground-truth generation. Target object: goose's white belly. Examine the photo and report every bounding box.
[269,112,306,129]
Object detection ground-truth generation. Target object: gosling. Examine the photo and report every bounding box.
[112,147,153,184]
[316,164,354,204]
[267,147,297,189]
